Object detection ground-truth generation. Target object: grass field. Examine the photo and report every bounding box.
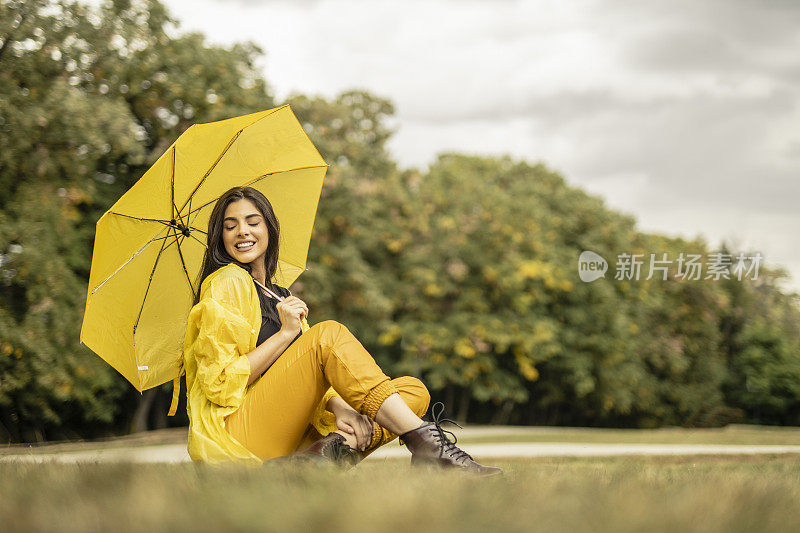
[2,455,799,533]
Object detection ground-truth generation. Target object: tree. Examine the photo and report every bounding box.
[0,0,275,440]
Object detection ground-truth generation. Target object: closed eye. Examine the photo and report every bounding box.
[224,222,258,231]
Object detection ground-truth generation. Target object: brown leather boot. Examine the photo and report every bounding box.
[399,402,503,477]
[294,432,360,469]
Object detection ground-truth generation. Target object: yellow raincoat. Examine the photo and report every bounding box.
[183,263,339,466]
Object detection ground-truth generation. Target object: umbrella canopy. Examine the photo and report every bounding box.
[80,105,327,407]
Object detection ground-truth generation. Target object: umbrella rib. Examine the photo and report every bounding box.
[177,130,243,214]
[109,211,172,227]
[170,146,179,221]
[174,233,194,294]
[185,197,217,218]
[90,230,172,295]
[133,228,178,335]
[173,203,189,231]
[278,257,306,273]
[244,164,326,187]
[182,164,326,219]
[187,205,202,229]
[185,231,208,249]
[179,210,208,249]
[130,230,178,391]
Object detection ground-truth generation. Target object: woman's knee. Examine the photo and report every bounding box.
[310,320,348,335]
[392,376,431,418]
[309,320,350,344]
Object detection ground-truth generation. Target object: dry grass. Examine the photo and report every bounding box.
[1,455,799,533]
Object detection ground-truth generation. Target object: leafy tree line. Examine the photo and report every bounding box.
[0,0,798,442]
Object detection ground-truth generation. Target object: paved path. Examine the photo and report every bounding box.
[369,442,800,459]
[2,442,800,464]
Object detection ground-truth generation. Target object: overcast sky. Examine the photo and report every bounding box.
[161,0,800,292]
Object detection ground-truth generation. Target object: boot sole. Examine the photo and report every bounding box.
[410,456,503,477]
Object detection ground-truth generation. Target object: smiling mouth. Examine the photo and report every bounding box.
[235,241,255,250]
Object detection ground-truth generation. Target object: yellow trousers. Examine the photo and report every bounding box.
[225,320,430,461]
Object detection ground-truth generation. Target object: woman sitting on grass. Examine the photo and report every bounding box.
[182,186,501,475]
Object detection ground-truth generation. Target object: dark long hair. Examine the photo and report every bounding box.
[193,186,282,309]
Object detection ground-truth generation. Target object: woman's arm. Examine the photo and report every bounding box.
[244,289,309,386]
[244,329,295,386]
[326,396,375,451]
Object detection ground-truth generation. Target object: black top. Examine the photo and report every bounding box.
[255,282,302,346]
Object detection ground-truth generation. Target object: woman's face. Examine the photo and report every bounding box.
[221,199,269,265]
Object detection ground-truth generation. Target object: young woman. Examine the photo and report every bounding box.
[183,186,501,475]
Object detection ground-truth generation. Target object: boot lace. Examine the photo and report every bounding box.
[328,437,358,466]
[428,402,473,464]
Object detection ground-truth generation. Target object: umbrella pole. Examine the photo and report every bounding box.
[252,277,310,333]
[252,278,283,301]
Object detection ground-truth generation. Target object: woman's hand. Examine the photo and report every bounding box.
[276,296,308,337]
[330,399,375,452]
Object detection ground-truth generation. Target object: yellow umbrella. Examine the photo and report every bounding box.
[80,105,327,415]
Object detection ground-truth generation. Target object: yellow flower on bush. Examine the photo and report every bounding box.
[515,352,539,381]
[423,283,444,297]
[378,325,401,345]
[455,338,476,359]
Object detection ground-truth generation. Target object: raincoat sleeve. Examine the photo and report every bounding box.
[186,275,254,409]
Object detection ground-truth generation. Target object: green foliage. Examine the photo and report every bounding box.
[721,268,800,424]
[0,185,125,441]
